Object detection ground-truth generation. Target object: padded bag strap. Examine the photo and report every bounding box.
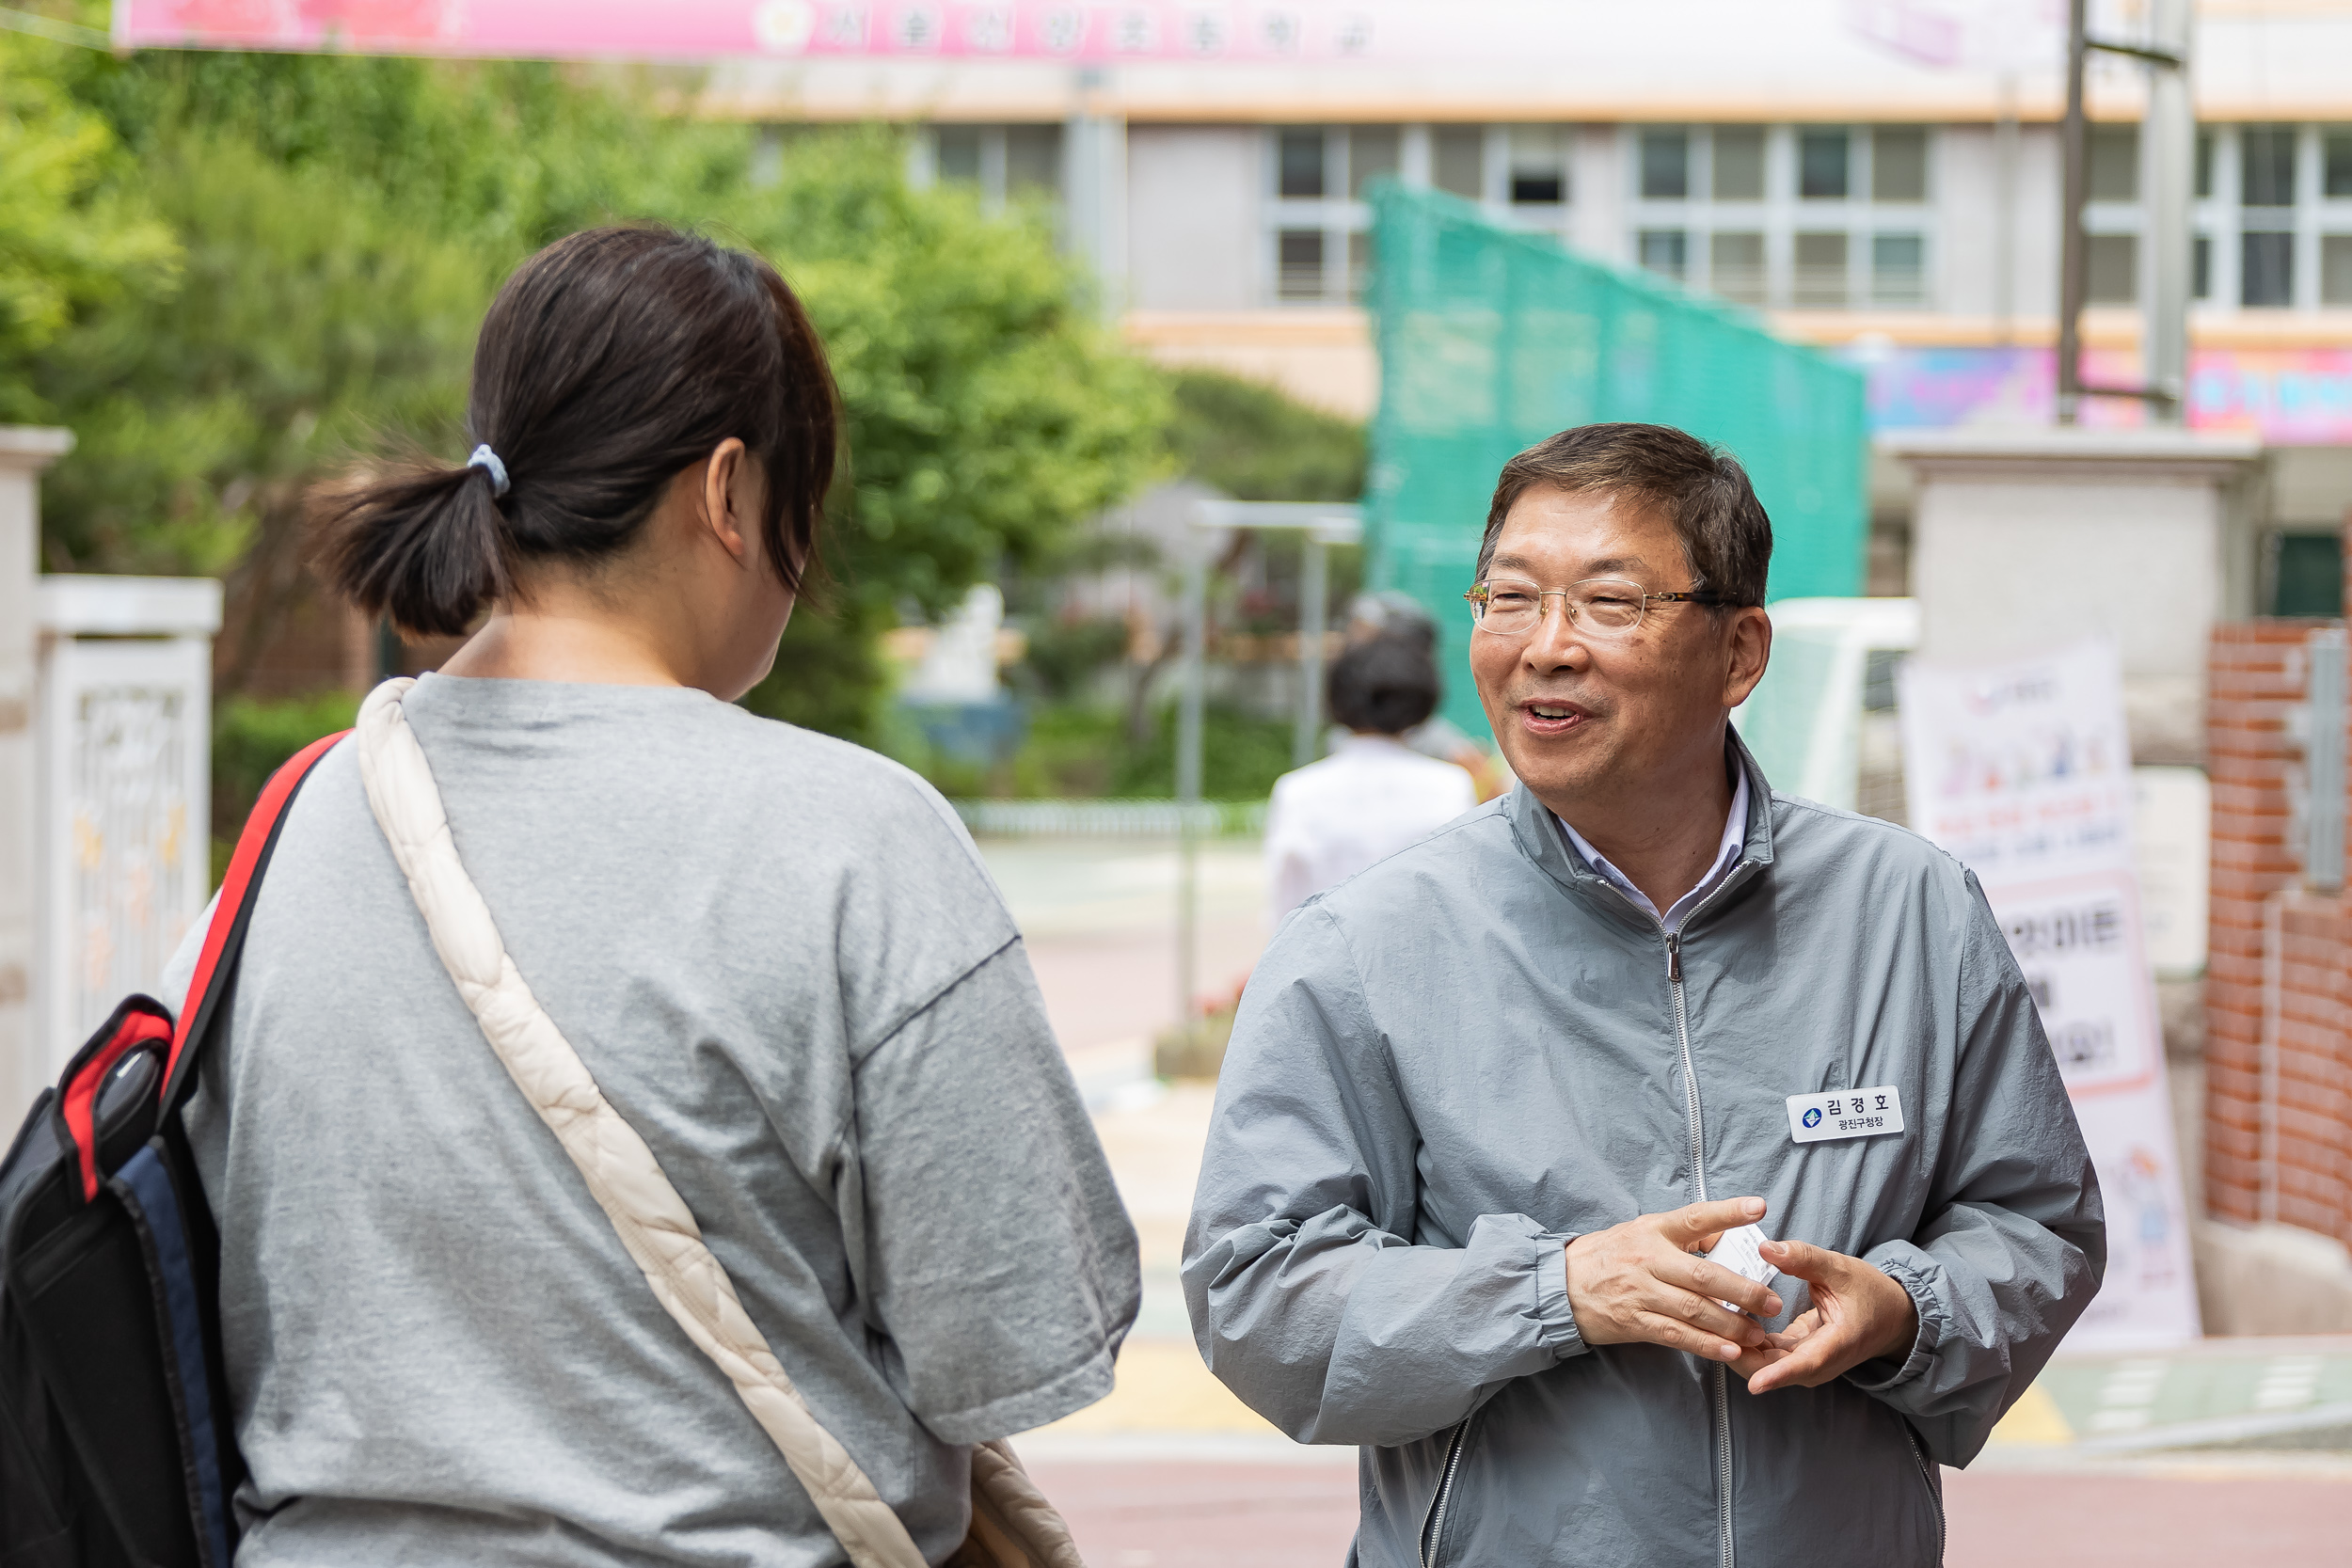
[355,679,927,1568]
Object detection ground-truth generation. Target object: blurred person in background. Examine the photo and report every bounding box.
[1345,591,1506,797]
[164,225,1136,1565]
[1263,631,1478,927]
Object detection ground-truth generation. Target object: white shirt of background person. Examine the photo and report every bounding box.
[1264,733,1478,927]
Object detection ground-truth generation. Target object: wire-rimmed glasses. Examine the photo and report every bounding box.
[1464,577,1729,639]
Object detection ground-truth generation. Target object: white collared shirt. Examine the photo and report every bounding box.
[1265,734,1480,926]
[1555,768,1750,934]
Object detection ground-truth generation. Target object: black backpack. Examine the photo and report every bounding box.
[0,732,343,1568]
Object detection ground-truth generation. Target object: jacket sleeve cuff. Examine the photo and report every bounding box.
[1845,1243,1946,1392]
[1535,1233,1586,1359]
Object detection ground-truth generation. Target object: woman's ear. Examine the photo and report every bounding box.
[699,437,754,567]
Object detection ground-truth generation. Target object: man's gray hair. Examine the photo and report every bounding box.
[1477,423,1772,609]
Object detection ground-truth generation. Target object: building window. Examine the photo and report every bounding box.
[1433,126,1484,198]
[1871,232,1925,305]
[1279,129,1327,198]
[2193,235,2212,299]
[1872,127,1928,202]
[1006,125,1060,194]
[938,125,982,183]
[1278,230,1326,299]
[2323,236,2352,307]
[1712,127,1765,200]
[2270,533,2344,618]
[1799,129,1850,198]
[2195,131,2214,198]
[2086,233,2137,304]
[1349,126,1401,198]
[1629,123,1935,311]
[2327,132,2352,198]
[1710,230,1766,304]
[1640,130,1689,199]
[1348,230,1373,302]
[2241,230,2295,306]
[930,123,1062,206]
[2089,125,2139,202]
[2241,126,2297,207]
[1510,125,1567,204]
[1638,229,1689,279]
[1794,230,1848,304]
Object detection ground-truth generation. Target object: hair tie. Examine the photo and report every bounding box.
[467,443,511,499]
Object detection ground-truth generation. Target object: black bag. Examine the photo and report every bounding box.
[0,732,343,1568]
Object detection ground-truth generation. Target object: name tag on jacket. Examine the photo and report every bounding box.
[1786,1086,1904,1144]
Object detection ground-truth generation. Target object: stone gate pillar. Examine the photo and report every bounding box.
[0,427,74,1128]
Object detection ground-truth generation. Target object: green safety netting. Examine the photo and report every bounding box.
[1365,183,1869,742]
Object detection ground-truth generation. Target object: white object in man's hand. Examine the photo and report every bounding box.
[1702,1223,1779,1312]
[1564,1197,1785,1363]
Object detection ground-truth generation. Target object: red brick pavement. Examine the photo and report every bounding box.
[1025,1457,2350,1566]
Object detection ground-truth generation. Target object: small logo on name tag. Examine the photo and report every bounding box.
[1787,1086,1904,1144]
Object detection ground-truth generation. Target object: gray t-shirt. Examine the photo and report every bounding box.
[161,674,1137,1566]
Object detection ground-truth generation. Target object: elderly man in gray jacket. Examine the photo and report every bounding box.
[1184,422,2104,1568]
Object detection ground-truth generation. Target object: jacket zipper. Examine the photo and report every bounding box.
[1418,1417,1471,1568]
[1665,929,1735,1568]
[1904,1426,1946,1564]
[1583,848,1750,1568]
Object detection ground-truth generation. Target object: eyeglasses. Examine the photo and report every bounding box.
[1463,577,1731,639]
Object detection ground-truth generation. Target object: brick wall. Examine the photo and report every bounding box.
[2204,618,2352,1244]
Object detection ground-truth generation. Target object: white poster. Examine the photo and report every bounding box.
[1899,639,2201,1351]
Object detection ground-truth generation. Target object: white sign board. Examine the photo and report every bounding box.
[1899,639,2201,1351]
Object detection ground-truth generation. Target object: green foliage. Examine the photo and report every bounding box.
[17,28,1165,749]
[211,689,358,833]
[33,45,755,588]
[1018,614,1131,703]
[906,700,1291,801]
[1167,368,1366,502]
[0,29,177,421]
[736,135,1170,740]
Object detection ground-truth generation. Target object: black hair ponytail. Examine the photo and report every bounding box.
[315,459,515,637]
[315,225,839,637]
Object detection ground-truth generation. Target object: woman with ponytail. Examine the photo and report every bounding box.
[162,226,1138,1565]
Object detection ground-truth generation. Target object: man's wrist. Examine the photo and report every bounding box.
[1866,1262,1925,1365]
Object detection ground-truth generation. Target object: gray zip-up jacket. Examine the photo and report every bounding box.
[1183,738,2104,1568]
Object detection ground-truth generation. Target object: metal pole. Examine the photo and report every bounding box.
[2058,0,2090,425]
[1295,535,1328,768]
[1174,536,1207,1053]
[2141,0,2193,422]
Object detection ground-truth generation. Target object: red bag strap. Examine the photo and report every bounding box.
[159,730,348,1109]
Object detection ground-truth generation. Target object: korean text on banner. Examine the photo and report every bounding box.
[1898,639,2201,1351]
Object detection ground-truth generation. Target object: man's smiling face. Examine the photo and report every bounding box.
[1470,484,1767,819]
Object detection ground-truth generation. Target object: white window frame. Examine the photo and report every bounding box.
[1258,123,1574,307]
[1622,124,1938,312]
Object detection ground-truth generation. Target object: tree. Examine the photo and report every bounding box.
[17,29,1166,749]
[0,27,176,423]
[732,135,1169,739]
[1165,367,1365,503]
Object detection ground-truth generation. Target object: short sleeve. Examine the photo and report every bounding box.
[840,941,1140,1443]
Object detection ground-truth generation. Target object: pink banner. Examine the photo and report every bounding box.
[113,0,1385,62]
[1851,342,2352,444]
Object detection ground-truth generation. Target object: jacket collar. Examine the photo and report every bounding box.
[1506,725,1777,932]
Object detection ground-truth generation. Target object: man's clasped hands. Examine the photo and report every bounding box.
[1563,1197,1917,1394]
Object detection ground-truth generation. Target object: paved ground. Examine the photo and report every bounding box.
[978,833,2352,1565]
[1017,1453,2352,1566]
